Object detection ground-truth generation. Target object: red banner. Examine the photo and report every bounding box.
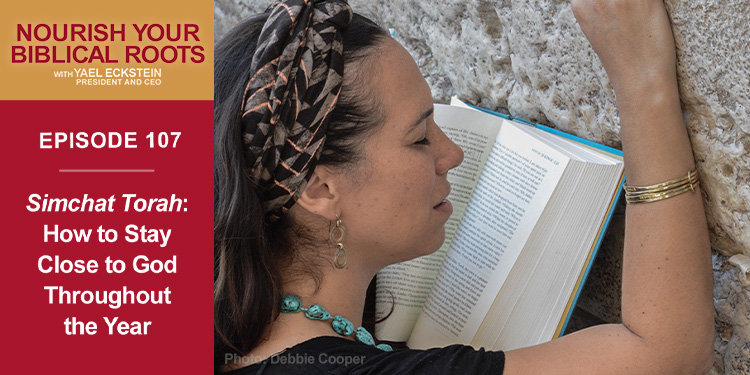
[0,1,214,372]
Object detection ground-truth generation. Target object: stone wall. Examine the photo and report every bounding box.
[215,1,750,373]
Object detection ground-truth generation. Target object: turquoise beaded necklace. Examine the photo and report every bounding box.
[280,294,393,352]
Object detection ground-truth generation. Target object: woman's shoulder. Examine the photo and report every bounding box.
[219,336,505,375]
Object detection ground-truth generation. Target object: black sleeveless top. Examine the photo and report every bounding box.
[220,336,505,375]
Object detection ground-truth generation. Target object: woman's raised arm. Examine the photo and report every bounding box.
[503,1,714,374]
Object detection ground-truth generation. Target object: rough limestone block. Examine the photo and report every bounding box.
[214,0,265,44]
[666,1,750,258]
[712,254,750,375]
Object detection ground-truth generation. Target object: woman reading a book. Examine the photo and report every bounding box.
[215,0,714,373]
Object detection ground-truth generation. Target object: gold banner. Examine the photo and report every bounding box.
[0,0,213,100]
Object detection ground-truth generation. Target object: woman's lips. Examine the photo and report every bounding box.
[433,199,453,214]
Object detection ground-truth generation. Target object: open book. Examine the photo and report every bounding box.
[374,98,625,351]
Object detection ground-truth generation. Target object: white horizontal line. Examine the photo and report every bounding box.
[59,169,155,173]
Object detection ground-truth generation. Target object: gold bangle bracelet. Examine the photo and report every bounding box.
[625,174,699,198]
[626,180,700,203]
[624,172,699,194]
[624,169,700,204]
[624,169,699,193]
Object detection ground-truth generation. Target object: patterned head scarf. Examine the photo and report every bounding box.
[242,0,352,221]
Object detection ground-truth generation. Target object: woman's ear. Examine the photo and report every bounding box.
[295,166,341,221]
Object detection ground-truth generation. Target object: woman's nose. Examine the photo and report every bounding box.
[435,128,464,174]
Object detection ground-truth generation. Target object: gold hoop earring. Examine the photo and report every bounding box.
[330,215,347,269]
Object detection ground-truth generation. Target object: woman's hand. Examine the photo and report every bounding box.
[570,0,678,95]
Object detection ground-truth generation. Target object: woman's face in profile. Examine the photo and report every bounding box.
[332,38,464,268]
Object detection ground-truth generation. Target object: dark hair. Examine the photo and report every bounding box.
[214,11,389,367]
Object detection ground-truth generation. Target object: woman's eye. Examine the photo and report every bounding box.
[415,137,430,145]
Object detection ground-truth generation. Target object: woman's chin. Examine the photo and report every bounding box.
[426,227,447,254]
[395,227,447,264]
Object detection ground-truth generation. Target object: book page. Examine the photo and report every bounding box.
[407,123,569,349]
[374,105,504,341]
[461,123,623,350]
[447,97,625,348]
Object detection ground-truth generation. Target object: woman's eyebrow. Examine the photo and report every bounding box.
[407,107,434,134]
